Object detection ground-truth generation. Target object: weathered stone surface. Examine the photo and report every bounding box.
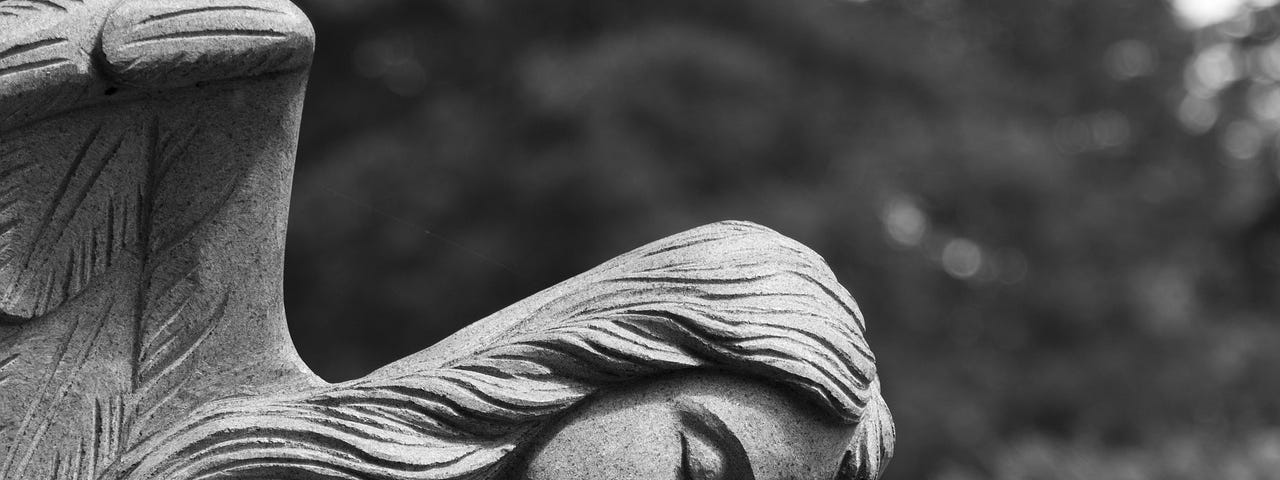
[0,3,894,479]
[515,372,880,480]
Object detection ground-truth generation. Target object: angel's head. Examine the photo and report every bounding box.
[110,222,894,480]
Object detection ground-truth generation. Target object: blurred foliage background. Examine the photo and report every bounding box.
[282,0,1280,477]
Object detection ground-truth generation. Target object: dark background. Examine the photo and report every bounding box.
[282,0,1280,477]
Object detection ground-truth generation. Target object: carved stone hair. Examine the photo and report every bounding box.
[107,221,894,480]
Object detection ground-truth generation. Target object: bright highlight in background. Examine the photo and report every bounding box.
[1171,0,1278,28]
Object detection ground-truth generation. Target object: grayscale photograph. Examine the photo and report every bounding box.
[0,0,1273,479]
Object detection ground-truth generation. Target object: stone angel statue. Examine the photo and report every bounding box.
[0,1,895,479]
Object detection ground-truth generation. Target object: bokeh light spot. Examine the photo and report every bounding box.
[942,238,983,279]
[1171,0,1249,29]
[1189,43,1240,97]
[1177,95,1220,133]
[1222,120,1265,162]
[1257,42,1280,81]
[1092,110,1132,149]
[883,196,929,247]
[1104,40,1157,80]
[1247,84,1280,122]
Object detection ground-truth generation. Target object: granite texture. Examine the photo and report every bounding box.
[516,372,870,480]
[0,2,894,479]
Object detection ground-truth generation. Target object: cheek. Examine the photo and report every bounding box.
[521,402,680,480]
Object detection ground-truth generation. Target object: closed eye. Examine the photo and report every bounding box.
[673,399,756,480]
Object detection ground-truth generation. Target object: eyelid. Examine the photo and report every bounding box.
[679,431,723,480]
[673,399,756,480]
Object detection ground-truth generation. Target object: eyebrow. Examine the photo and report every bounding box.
[673,399,756,480]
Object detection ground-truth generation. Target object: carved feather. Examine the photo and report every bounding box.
[101,0,314,88]
[0,123,143,322]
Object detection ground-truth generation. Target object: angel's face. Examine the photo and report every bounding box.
[514,372,859,480]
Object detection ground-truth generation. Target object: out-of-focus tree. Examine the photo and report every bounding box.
[282,0,1280,478]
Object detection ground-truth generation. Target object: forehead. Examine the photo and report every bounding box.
[517,371,857,480]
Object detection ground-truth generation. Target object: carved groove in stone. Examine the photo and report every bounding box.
[138,5,286,25]
[0,122,138,321]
